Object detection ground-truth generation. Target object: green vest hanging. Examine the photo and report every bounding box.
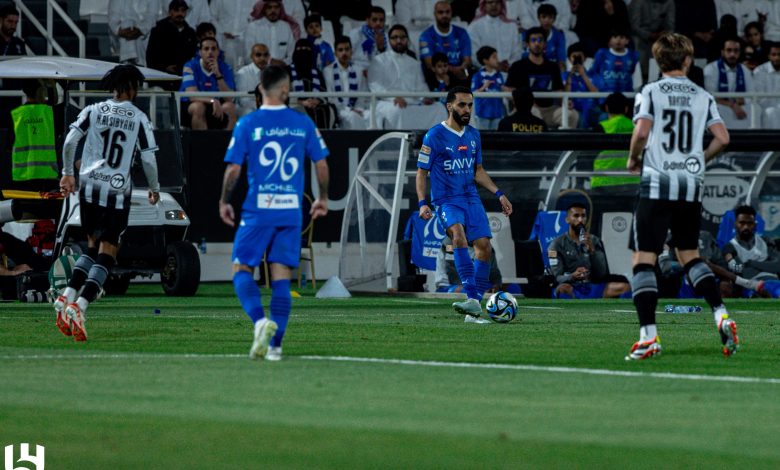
[11,103,58,181]
[591,115,639,188]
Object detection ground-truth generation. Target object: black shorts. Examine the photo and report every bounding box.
[629,198,701,254]
[181,101,229,129]
[79,198,130,245]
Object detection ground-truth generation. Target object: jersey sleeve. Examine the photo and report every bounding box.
[306,119,329,162]
[136,114,159,154]
[459,28,472,60]
[69,105,92,136]
[705,94,723,128]
[417,131,434,170]
[633,86,654,123]
[224,118,250,165]
[418,29,433,59]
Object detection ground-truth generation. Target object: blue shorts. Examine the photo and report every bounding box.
[554,282,606,299]
[232,224,300,268]
[436,200,491,242]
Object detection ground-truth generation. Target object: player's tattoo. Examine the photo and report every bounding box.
[220,166,240,204]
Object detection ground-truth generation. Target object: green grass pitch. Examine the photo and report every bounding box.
[2,283,780,468]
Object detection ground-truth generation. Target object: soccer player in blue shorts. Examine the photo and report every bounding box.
[219,65,330,361]
[416,85,513,320]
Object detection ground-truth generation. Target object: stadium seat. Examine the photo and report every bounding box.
[486,212,516,279]
[528,210,568,268]
[600,212,633,277]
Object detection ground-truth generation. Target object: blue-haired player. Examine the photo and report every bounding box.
[219,65,330,361]
[416,85,513,320]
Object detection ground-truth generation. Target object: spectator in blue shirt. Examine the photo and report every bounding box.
[180,37,237,130]
[419,1,473,83]
[471,46,508,129]
[304,14,335,71]
[589,29,639,94]
[562,42,600,128]
[428,52,460,106]
[522,4,567,72]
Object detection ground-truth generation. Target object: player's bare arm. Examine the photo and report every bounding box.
[311,159,330,219]
[474,164,512,216]
[704,121,730,162]
[416,168,432,220]
[219,163,242,227]
[627,118,651,174]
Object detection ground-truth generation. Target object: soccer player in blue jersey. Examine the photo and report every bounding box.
[219,65,330,361]
[416,86,513,319]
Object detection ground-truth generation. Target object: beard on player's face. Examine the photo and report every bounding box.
[452,108,470,126]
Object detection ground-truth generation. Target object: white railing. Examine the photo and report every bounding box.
[14,0,85,57]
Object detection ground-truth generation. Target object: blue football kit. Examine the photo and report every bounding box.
[419,25,472,66]
[589,48,638,93]
[226,104,328,350]
[417,122,491,242]
[418,121,492,300]
[225,105,329,268]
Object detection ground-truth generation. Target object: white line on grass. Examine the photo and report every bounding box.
[387,299,441,305]
[300,355,780,385]
[2,352,778,385]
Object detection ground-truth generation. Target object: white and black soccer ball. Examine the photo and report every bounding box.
[486,291,518,323]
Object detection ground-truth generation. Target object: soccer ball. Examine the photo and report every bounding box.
[48,254,80,298]
[486,291,518,323]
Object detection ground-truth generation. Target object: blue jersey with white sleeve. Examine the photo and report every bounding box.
[224,105,329,228]
[417,122,482,204]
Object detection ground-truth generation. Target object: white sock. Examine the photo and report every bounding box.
[76,297,89,313]
[640,324,657,342]
[62,287,77,303]
[713,305,728,324]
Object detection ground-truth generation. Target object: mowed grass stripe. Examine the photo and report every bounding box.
[3,351,780,385]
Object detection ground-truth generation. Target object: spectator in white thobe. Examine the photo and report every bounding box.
[753,43,780,128]
[244,0,295,65]
[468,0,523,73]
[324,36,369,129]
[235,43,271,116]
[108,0,157,65]
[704,38,760,129]
[348,6,389,70]
[210,0,255,70]
[367,25,447,129]
[715,0,769,35]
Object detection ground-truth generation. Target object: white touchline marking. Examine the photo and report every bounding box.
[300,356,780,385]
[2,352,778,385]
[388,299,441,305]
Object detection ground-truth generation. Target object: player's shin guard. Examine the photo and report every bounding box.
[79,253,114,303]
[473,258,492,300]
[684,258,723,308]
[269,279,291,347]
[65,247,99,297]
[233,270,265,324]
[454,247,479,299]
[631,264,658,327]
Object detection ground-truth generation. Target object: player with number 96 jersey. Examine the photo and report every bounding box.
[224,105,328,228]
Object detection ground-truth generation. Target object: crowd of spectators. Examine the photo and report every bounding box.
[4,0,780,130]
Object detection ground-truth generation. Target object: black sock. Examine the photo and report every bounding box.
[684,258,723,308]
[80,253,115,303]
[631,264,658,327]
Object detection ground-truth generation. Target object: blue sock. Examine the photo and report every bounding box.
[233,271,264,324]
[269,279,292,347]
[454,247,479,299]
[474,258,492,300]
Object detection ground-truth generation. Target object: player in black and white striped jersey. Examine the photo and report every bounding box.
[54,64,160,341]
[625,33,739,360]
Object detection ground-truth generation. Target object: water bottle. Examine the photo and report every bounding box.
[578,226,587,244]
[199,237,207,254]
[664,304,703,313]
